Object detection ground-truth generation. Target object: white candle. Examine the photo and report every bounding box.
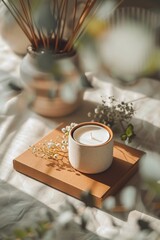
[69,122,114,174]
[73,124,110,146]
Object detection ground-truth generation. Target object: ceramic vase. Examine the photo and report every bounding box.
[20,46,83,117]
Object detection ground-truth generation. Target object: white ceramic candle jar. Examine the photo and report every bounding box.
[68,122,114,174]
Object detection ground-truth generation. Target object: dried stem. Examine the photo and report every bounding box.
[72,0,78,31]
[59,0,68,42]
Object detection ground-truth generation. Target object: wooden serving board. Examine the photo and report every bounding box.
[13,123,145,208]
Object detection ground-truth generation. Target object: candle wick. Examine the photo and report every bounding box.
[90,132,102,142]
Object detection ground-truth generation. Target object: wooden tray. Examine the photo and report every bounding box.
[13,123,145,208]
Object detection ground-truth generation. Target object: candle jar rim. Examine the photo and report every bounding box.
[70,122,113,147]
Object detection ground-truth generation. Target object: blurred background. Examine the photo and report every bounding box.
[121,0,160,9]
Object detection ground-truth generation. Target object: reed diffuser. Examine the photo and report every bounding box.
[1,0,103,117]
[1,0,102,53]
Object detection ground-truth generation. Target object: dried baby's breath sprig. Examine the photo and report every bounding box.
[62,123,78,138]
[31,123,77,160]
[31,139,68,161]
[88,96,135,142]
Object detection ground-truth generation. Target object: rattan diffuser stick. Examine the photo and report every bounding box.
[1,0,102,53]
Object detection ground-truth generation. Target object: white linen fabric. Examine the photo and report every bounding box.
[0,36,160,238]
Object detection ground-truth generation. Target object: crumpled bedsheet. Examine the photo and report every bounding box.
[0,36,160,238]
